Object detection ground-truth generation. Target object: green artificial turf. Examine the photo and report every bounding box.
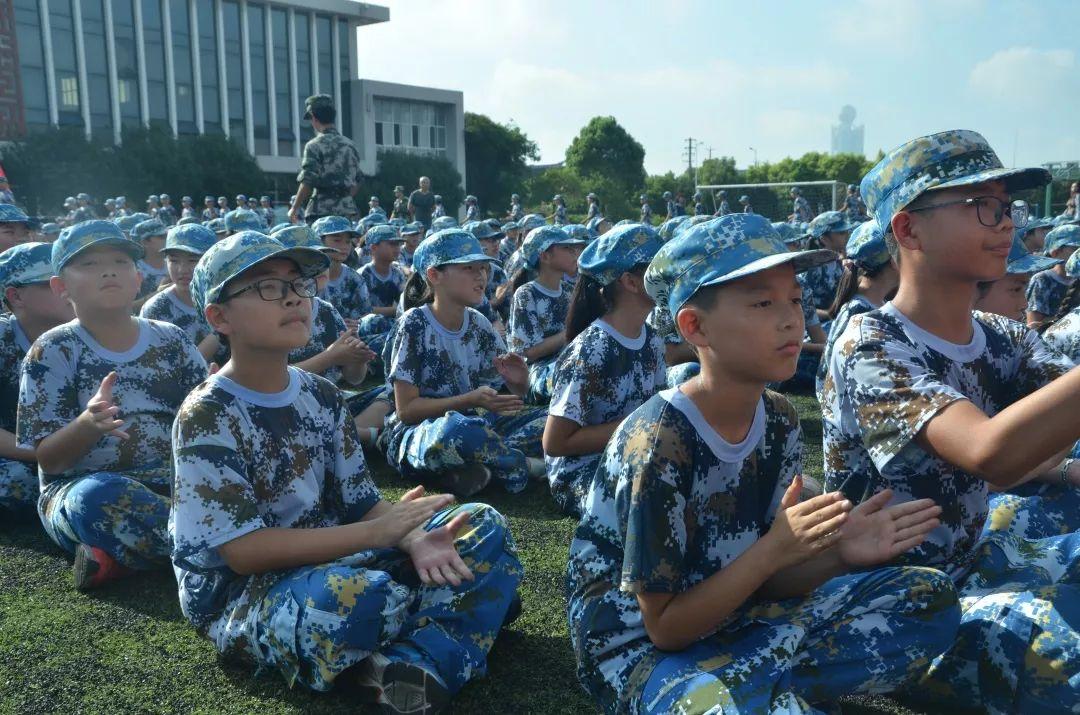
[0,392,937,714]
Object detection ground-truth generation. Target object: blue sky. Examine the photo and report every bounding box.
[356,0,1079,175]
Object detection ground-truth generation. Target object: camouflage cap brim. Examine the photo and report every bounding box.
[57,236,145,272]
[434,253,499,268]
[1007,254,1060,275]
[926,166,1051,199]
[696,248,838,296]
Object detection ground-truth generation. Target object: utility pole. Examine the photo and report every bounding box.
[682,137,696,173]
[704,145,714,161]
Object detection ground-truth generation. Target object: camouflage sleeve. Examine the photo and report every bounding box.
[171,396,267,565]
[297,138,321,187]
[840,333,967,473]
[763,392,804,523]
[16,338,81,449]
[548,337,589,425]
[650,332,669,391]
[329,388,381,522]
[138,293,166,321]
[387,312,425,388]
[1025,273,1054,315]
[507,286,540,353]
[354,271,372,316]
[176,329,210,395]
[802,284,820,328]
[1011,320,1077,397]
[473,314,505,391]
[617,403,693,594]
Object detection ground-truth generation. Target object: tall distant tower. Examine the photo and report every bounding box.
[831,105,864,156]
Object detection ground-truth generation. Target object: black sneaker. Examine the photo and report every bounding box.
[448,463,491,498]
[355,652,450,715]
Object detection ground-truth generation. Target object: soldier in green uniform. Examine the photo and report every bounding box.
[288,94,362,225]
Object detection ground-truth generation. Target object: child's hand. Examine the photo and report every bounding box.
[836,490,941,568]
[765,475,851,568]
[80,372,130,440]
[468,385,524,414]
[327,328,376,366]
[494,353,528,390]
[404,510,475,586]
[343,318,360,332]
[369,486,455,549]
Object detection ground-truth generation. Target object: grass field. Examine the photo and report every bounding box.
[0,392,935,714]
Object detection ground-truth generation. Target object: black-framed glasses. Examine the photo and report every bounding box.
[905,196,1029,229]
[223,276,317,302]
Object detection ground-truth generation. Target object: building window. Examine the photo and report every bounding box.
[14,0,49,128]
[295,12,313,143]
[271,8,293,155]
[196,0,220,132]
[171,0,196,133]
[373,97,448,157]
[248,3,271,154]
[337,19,350,130]
[222,0,245,143]
[142,0,168,125]
[82,0,113,139]
[315,15,333,95]
[49,0,82,126]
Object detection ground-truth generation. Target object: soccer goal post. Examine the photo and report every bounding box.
[696,180,847,222]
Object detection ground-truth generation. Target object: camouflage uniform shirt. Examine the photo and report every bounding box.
[1041,307,1080,364]
[297,128,362,219]
[139,287,213,349]
[507,280,570,354]
[320,264,371,322]
[0,315,31,436]
[1025,268,1072,317]
[290,297,347,384]
[798,260,843,313]
[820,303,1074,578]
[357,262,407,310]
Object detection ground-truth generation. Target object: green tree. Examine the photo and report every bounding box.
[525,166,584,220]
[565,116,646,198]
[464,113,538,218]
[369,150,464,216]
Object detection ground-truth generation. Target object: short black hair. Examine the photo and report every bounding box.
[311,105,336,124]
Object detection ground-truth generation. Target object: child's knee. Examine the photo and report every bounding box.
[65,472,140,512]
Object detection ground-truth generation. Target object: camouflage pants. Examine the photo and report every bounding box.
[385,407,546,494]
[984,482,1080,541]
[909,529,1080,714]
[357,314,395,364]
[666,361,700,388]
[250,503,522,692]
[38,471,171,569]
[0,457,37,512]
[631,567,960,714]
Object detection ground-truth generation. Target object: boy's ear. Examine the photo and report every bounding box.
[675,306,709,348]
[3,285,20,310]
[204,303,231,337]
[425,265,441,284]
[49,275,69,301]
[890,211,922,251]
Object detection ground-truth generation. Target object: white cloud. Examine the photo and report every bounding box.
[968,47,1076,102]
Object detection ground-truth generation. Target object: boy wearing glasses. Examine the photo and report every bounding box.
[822,130,1080,711]
[16,222,207,590]
[171,232,521,710]
[0,243,74,515]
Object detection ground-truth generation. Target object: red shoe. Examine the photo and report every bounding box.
[73,544,133,591]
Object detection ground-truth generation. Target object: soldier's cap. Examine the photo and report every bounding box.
[808,210,858,239]
[224,209,264,233]
[464,220,503,242]
[358,214,388,233]
[39,222,62,236]
[266,222,289,234]
[466,195,478,203]
[644,213,836,322]
[146,194,158,203]
[64,197,76,206]
[520,225,587,270]
[587,192,597,200]
[658,216,691,242]
[312,215,359,238]
[1064,246,1080,279]
[131,218,168,242]
[105,198,116,206]
[369,195,379,202]
[694,191,703,199]
[431,215,459,232]
[414,229,497,274]
[662,191,672,199]
[52,220,145,273]
[207,218,227,234]
[861,129,1051,232]
[1014,215,1053,238]
[261,195,271,203]
[848,184,857,191]
[518,213,546,232]
[585,216,608,236]
[0,242,54,288]
[177,217,199,226]
[511,193,520,201]
[845,220,891,271]
[270,224,335,256]
[76,192,90,201]
[1007,234,1060,275]
[561,224,591,244]
[366,224,404,246]
[579,223,664,287]
[204,195,215,202]
[552,194,562,202]
[771,221,806,245]
[739,195,750,202]
[369,206,387,217]
[401,222,423,236]
[0,204,31,225]
[191,231,331,316]
[116,196,127,205]
[501,220,518,233]
[113,213,145,234]
[182,196,193,203]
[640,194,648,201]
[217,195,227,202]
[677,215,713,238]
[717,190,727,197]
[235,194,247,203]
[1044,225,1080,255]
[394,185,405,193]
[302,93,334,119]
[434,194,443,202]
[160,194,170,201]
[163,223,217,256]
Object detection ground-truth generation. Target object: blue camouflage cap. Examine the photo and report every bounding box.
[113,214,145,235]
[269,222,291,234]
[675,215,713,239]
[1006,234,1060,275]
[52,220,145,272]
[519,225,586,270]
[1065,247,1080,279]
[1053,214,1080,228]
[1014,215,1054,239]
[414,229,496,274]
[644,213,836,323]
[579,223,664,286]
[561,224,591,243]
[431,215,459,232]
[39,222,62,237]
[845,220,891,271]
[0,204,30,225]
[358,214,387,232]
[207,218,227,234]
[224,208,264,233]
[464,220,502,241]
[658,216,691,242]
[501,221,518,233]
[771,221,806,245]
[163,223,217,256]
[0,242,54,288]
[177,217,198,226]
[270,224,333,254]
[808,210,857,239]
[861,129,1051,232]
[401,221,423,236]
[190,231,331,317]
[518,214,546,232]
[389,217,407,228]
[585,216,608,237]
[366,224,403,246]
[131,218,168,242]
[1044,224,1080,255]
[312,215,359,237]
